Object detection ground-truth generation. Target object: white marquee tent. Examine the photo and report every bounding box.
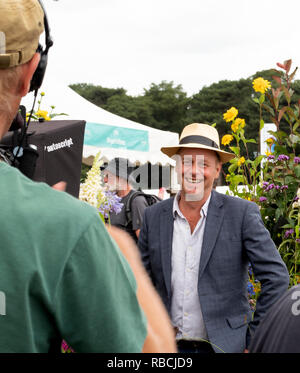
[21,77,179,167]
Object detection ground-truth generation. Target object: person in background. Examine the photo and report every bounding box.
[103,157,148,242]
[138,122,290,353]
[249,284,300,353]
[0,0,176,353]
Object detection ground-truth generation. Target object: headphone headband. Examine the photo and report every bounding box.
[29,0,53,92]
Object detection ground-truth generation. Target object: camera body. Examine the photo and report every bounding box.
[0,105,39,179]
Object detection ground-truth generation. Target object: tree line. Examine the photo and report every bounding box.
[70,68,300,160]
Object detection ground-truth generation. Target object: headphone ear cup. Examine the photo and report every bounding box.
[29,48,48,92]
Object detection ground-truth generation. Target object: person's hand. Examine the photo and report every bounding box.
[52,181,67,191]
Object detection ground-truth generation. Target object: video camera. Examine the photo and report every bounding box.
[0,105,39,179]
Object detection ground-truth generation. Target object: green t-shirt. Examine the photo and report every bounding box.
[0,162,147,352]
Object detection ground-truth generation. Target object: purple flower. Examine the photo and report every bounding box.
[275,185,280,190]
[267,155,275,160]
[284,229,294,238]
[259,196,267,202]
[262,181,269,189]
[277,154,289,162]
[280,185,288,190]
[296,239,300,244]
[247,281,255,296]
[99,191,124,218]
[294,157,300,164]
[265,183,275,191]
[294,196,299,201]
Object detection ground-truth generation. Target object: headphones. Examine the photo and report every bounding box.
[29,0,53,93]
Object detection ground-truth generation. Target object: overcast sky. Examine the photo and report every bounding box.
[43,0,300,97]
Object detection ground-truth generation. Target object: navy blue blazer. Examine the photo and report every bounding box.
[138,189,290,353]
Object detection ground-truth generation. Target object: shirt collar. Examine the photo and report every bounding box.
[173,191,212,219]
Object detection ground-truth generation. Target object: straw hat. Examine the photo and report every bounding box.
[161,123,235,163]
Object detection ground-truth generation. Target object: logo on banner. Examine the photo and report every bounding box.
[45,137,74,152]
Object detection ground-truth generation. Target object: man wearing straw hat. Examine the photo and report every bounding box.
[138,122,289,353]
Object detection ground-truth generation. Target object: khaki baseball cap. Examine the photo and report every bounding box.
[0,0,44,69]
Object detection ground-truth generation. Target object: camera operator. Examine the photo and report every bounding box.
[0,0,176,353]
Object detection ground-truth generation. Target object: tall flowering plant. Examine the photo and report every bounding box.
[79,151,123,223]
[221,59,300,292]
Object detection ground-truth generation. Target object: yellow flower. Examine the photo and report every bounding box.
[237,156,245,166]
[252,77,271,94]
[265,137,274,144]
[231,117,245,132]
[265,150,271,156]
[35,109,51,121]
[221,134,233,146]
[40,92,45,97]
[223,107,238,122]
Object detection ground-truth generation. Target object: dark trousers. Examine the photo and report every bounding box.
[177,340,215,353]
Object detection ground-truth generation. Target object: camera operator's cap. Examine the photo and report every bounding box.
[104,157,135,182]
[0,0,44,69]
[161,122,235,163]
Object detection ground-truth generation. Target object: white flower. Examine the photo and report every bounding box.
[292,201,299,209]
[79,151,106,208]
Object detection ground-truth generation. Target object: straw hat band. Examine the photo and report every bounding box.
[179,135,219,149]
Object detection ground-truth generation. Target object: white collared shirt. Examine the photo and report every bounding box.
[171,192,211,341]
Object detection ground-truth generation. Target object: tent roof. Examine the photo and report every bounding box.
[21,78,178,166]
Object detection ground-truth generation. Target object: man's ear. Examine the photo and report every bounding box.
[19,53,41,97]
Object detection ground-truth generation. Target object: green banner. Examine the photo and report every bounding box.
[84,122,149,152]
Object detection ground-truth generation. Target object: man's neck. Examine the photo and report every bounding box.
[178,190,211,215]
[117,184,132,198]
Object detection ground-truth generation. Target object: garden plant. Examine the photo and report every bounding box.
[221,60,300,307]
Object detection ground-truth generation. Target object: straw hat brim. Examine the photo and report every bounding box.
[161,143,235,163]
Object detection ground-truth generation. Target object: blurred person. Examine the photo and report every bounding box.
[103,157,149,242]
[138,122,289,353]
[0,0,175,353]
[249,284,300,353]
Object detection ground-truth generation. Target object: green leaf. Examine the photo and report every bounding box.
[295,165,300,177]
[260,119,265,130]
[293,121,300,132]
[252,97,260,104]
[253,155,265,168]
[228,163,238,174]
[245,139,257,144]
[259,94,265,104]
[229,146,240,156]
[232,175,244,185]
[275,207,283,221]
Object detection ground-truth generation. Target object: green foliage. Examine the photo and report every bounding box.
[70,83,126,107]
[80,163,91,183]
[143,81,189,133]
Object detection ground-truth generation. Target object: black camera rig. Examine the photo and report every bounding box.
[0,105,39,179]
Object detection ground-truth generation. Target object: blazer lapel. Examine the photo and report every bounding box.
[198,190,224,280]
[160,198,174,297]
